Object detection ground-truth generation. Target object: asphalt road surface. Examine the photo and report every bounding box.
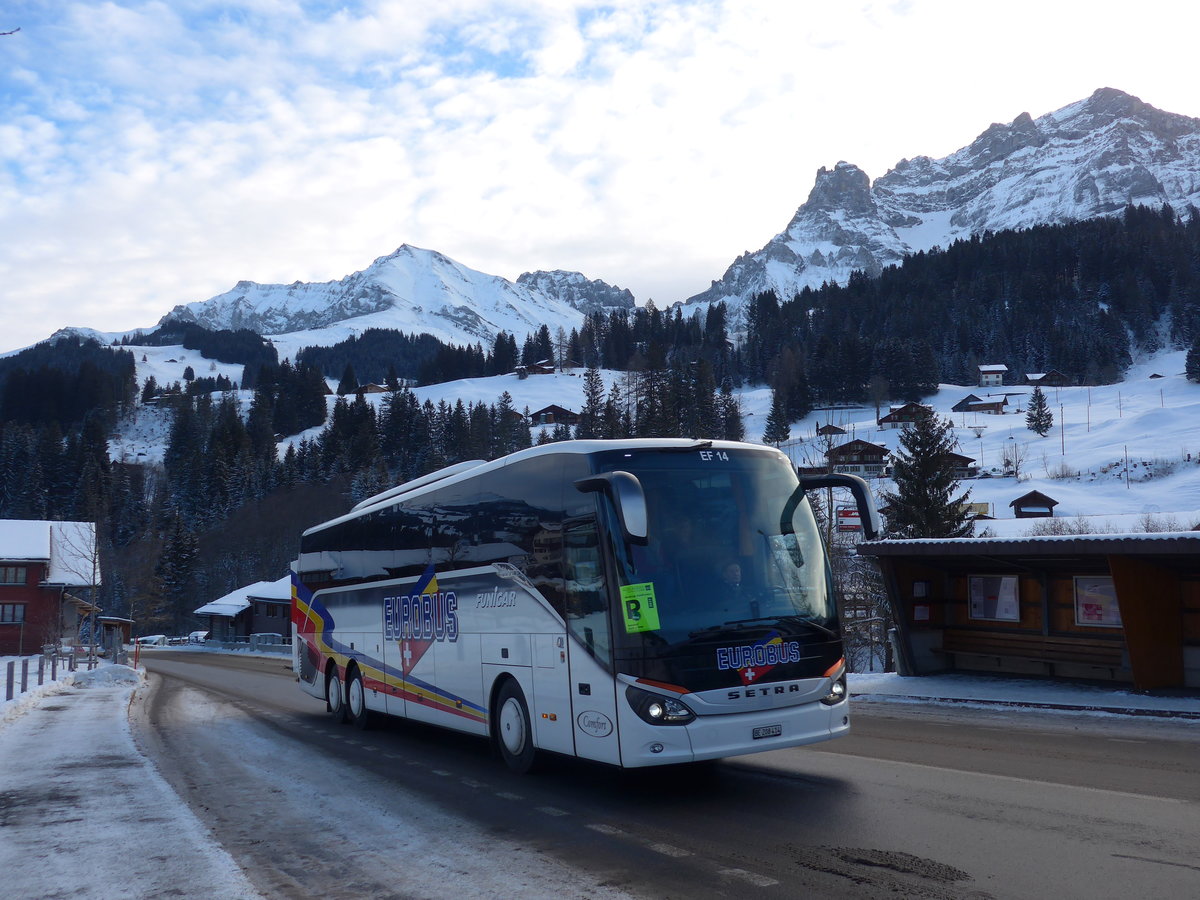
[136,652,1200,899]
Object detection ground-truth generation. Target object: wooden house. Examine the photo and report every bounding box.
[826,440,889,478]
[1010,490,1059,518]
[877,402,930,430]
[528,404,579,427]
[978,364,1008,387]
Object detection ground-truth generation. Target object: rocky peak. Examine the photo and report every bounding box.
[682,88,1200,311]
[516,270,635,314]
[804,162,874,214]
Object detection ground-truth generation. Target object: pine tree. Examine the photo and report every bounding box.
[719,379,745,441]
[336,363,359,396]
[576,367,606,439]
[1025,385,1053,436]
[880,408,974,538]
[762,386,790,445]
[1187,335,1200,383]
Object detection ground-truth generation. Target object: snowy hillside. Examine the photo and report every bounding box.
[131,347,1200,535]
[769,350,1200,535]
[158,245,592,350]
[687,88,1200,311]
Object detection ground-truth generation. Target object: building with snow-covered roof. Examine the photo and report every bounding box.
[978,364,1008,387]
[0,520,100,655]
[195,575,292,643]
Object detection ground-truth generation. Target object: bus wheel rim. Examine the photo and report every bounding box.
[499,697,527,755]
[349,676,364,716]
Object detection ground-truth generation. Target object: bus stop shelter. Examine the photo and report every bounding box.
[857,533,1200,691]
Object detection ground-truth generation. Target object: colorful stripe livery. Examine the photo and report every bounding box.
[292,569,487,725]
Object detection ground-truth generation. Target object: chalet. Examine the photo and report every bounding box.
[1010,490,1059,518]
[0,520,100,656]
[528,404,579,427]
[978,364,1008,387]
[353,383,389,396]
[826,439,889,478]
[947,452,979,480]
[966,398,1008,416]
[877,402,930,429]
[1024,370,1071,387]
[501,408,527,426]
[816,422,847,436]
[194,575,292,643]
[515,361,556,378]
[951,394,983,413]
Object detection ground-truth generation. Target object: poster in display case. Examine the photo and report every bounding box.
[968,575,1019,621]
[1074,576,1121,627]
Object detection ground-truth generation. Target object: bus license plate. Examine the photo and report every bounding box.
[752,724,782,740]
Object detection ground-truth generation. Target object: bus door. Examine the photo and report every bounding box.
[563,513,622,765]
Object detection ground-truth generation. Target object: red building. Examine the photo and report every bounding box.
[0,520,100,656]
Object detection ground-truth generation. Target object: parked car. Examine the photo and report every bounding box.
[134,634,167,647]
[188,630,209,643]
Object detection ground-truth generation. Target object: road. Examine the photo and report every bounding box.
[137,652,1200,899]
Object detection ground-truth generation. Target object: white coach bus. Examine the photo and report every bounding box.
[292,439,879,772]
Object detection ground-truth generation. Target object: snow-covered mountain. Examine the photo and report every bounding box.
[158,245,621,349]
[686,88,1200,308]
[515,270,635,315]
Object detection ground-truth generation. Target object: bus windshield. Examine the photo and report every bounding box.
[592,447,834,657]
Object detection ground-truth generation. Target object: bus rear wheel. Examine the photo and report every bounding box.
[347,666,371,730]
[495,680,538,774]
[326,665,348,724]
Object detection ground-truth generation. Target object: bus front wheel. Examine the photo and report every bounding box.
[326,665,348,724]
[495,680,537,774]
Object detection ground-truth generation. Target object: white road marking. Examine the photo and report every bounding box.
[587,824,624,836]
[718,867,779,887]
[830,751,1184,803]
[649,842,691,858]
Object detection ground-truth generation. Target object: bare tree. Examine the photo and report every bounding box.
[51,523,102,660]
[1003,439,1027,478]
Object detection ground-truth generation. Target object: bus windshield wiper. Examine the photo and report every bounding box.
[688,615,837,640]
[716,615,839,639]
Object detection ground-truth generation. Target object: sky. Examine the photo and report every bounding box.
[2,1,1199,354]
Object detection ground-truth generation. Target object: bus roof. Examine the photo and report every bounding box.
[303,438,783,539]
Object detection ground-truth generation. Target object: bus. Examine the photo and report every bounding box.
[292,439,879,772]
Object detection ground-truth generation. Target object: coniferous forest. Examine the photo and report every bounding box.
[2,204,1199,632]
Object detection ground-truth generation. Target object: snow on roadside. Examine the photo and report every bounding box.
[0,662,264,900]
[1,653,92,725]
[850,671,1200,717]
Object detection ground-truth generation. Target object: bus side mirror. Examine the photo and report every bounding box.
[798,472,882,541]
[574,471,648,545]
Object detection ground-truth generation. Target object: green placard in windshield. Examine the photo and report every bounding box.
[620,582,660,633]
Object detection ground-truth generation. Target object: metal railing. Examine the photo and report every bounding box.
[4,650,99,702]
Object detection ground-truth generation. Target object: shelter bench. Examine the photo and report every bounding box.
[938,629,1124,674]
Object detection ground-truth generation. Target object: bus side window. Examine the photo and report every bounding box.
[563,514,611,666]
[466,457,568,617]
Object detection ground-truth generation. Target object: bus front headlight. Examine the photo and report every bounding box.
[820,676,847,706]
[626,686,695,725]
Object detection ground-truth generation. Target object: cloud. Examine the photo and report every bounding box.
[0,0,1197,351]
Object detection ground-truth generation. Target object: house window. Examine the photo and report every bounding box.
[968,575,1019,621]
[0,603,26,623]
[0,566,27,584]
